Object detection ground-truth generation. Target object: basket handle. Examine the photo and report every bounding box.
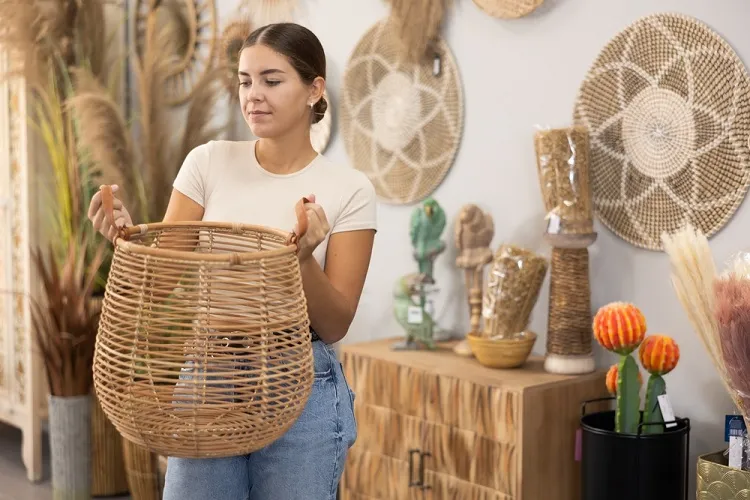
[287,196,310,250]
[99,185,129,243]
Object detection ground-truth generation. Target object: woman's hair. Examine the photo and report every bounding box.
[241,23,328,124]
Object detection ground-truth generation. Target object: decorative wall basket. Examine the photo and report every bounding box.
[93,188,314,458]
[339,19,464,205]
[472,0,544,19]
[311,90,332,154]
[573,13,750,251]
[133,0,219,107]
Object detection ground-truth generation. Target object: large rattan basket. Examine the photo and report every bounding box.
[93,187,314,459]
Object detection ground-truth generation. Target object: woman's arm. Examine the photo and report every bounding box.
[163,189,205,223]
[301,229,375,344]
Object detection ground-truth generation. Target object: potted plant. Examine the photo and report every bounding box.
[30,235,106,500]
[579,302,689,500]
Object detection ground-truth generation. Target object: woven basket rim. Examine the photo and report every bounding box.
[116,221,297,262]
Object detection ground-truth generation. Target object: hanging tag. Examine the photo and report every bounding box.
[726,415,747,442]
[433,53,442,77]
[407,306,423,324]
[546,213,561,234]
[574,428,582,461]
[657,394,677,428]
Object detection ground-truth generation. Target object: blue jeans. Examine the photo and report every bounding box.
[162,340,357,500]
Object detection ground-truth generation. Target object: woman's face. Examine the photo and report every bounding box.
[237,44,319,138]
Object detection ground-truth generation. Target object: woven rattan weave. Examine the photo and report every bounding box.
[574,13,750,250]
[93,187,314,458]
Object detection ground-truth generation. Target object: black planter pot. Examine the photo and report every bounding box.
[580,397,690,500]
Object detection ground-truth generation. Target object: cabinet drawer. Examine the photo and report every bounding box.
[353,401,422,462]
[422,372,519,444]
[422,469,513,500]
[421,419,517,496]
[342,351,425,419]
[342,447,420,499]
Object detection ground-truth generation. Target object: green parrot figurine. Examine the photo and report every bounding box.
[410,197,446,284]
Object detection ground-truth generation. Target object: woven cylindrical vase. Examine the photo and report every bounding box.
[48,394,91,500]
[543,242,596,375]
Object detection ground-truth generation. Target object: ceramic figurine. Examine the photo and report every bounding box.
[410,197,446,284]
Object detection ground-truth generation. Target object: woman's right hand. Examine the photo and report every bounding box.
[88,184,133,242]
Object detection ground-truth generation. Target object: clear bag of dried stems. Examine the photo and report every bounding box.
[533,125,594,235]
[481,244,548,339]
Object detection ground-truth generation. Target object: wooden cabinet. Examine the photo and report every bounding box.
[339,338,607,500]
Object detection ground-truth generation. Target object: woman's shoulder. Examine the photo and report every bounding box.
[314,154,375,197]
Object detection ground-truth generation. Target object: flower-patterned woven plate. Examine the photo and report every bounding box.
[573,13,750,250]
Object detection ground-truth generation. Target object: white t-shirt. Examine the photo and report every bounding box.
[172,139,377,269]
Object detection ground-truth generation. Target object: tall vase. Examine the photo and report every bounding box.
[48,394,91,500]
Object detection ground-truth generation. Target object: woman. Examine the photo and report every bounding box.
[88,22,376,499]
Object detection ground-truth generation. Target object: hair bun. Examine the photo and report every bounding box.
[312,96,328,124]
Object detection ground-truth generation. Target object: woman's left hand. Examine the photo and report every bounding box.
[294,194,330,263]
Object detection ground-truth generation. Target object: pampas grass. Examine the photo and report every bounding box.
[714,272,750,425]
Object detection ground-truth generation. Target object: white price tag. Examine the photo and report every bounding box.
[407,306,423,324]
[729,435,744,469]
[657,394,677,428]
[546,213,561,234]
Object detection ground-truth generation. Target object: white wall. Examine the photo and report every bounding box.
[216,0,750,493]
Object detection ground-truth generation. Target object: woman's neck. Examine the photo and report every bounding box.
[255,128,318,175]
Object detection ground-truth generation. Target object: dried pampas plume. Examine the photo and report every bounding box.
[714,274,750,422]
[237,0,298,26]
[0,0,54,89]
[65,67,148,222]
[385,0,453,63]
[221,18,253,99]
[177,66,228,166]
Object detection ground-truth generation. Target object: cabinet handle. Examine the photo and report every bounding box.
[419,451,431,490]
[408,449,421,487]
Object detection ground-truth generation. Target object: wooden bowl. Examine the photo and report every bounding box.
[466,331,537,369]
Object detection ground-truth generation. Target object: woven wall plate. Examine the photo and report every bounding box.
[573,13,750,250]
[472,0,544,19]
[311,90,332,154]
[339,20,464,205]
[133,0,218,107]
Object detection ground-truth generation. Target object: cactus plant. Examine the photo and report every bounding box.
[605,363,643,396]
[639,335,680,434]
[593,302,647,433]
[593,302,680,434]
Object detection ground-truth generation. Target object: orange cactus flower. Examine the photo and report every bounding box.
[605,363,643,395]
[639,335,680,376]
[593,302,647,355]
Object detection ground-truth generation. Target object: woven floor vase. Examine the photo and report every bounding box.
[93,187,314,458]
